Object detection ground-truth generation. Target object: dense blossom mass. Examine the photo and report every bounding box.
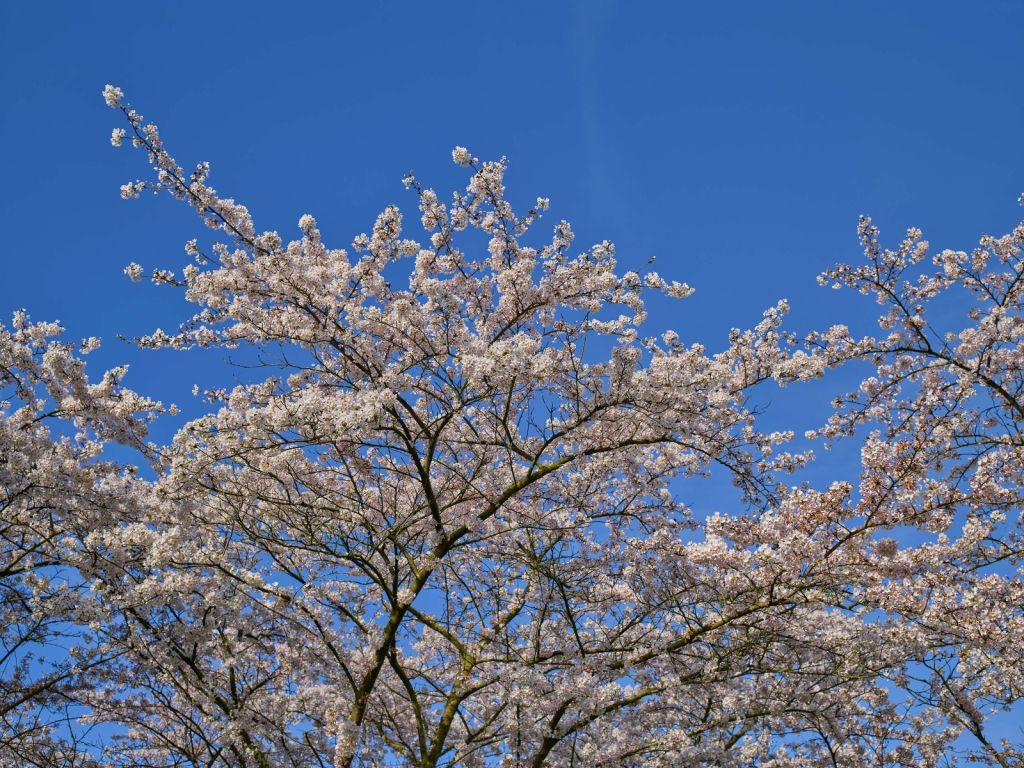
[0,87,1022,767]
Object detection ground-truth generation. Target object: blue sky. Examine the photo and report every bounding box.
[0,0,1021,478]
[2,0,1024,753]
[2,1,1021,400]
[1,0,1021,505]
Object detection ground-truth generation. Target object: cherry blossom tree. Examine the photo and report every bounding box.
[0,313,160,767]
[1,85,1021,767]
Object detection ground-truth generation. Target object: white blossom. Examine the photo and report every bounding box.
[123,262,143,282]
[1,86,1021,768]
[451,145,474,166]
[102,84,123,108]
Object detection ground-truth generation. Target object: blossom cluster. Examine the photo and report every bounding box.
[0,86,1021,768]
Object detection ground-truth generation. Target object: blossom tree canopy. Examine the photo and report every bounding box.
[1,85,1022,767]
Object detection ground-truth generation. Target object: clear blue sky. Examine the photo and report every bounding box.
[1,1,1022,432]
[2,1,1023,750]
